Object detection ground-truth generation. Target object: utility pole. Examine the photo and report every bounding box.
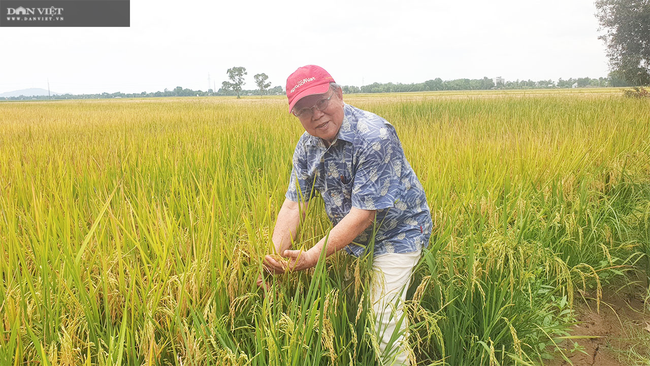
[47,79,51,99]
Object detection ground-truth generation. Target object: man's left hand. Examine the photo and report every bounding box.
[283,249,318,271]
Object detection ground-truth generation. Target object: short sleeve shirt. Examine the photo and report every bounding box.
[286,104,433,257]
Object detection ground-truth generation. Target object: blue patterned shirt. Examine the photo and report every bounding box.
[286,104,432,257]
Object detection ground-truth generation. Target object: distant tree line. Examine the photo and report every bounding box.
[1,85,284,101]
[339,76,613,94]
[218,86,283,97]
[0,76,629,101]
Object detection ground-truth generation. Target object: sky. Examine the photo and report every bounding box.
[0,0,610,95]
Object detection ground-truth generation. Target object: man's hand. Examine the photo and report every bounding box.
[262,254,289,274]
[257,254,289,292]
[283,249,318,272]
[257,249,313,292]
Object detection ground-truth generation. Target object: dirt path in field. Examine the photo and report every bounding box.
[546,280,650,366]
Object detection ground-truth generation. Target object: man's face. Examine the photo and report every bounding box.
[293,87,344,146]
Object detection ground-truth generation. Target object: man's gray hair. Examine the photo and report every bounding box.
[330,82,342,92]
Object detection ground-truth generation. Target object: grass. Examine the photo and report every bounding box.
[0,90,649,365]
[612,311,650,365]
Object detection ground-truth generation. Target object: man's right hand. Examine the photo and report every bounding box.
[257,254,289,292]
[262,254,289,274]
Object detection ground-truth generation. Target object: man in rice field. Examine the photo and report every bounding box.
[259,65,432,365]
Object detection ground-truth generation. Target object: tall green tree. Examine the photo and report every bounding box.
[596,0,650,85]
[222,67,247,98]
[254,73,272,95]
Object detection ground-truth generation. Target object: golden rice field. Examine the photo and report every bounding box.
[1,90,649,365]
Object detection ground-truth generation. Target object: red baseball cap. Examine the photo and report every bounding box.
[286,65,336,113]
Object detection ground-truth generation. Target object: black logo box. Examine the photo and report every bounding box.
[0,0,129,27]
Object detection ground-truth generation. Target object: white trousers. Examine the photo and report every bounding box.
[371,250,421,366]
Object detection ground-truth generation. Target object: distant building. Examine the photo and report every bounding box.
[494,76,504,86]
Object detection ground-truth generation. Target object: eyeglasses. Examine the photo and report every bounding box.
[292,91,334,118]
